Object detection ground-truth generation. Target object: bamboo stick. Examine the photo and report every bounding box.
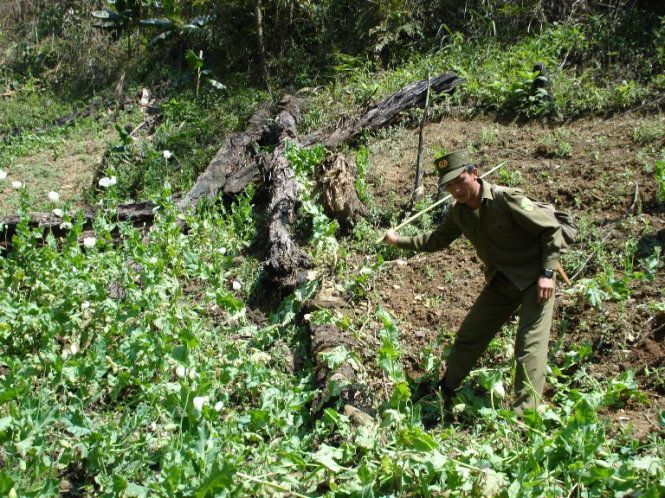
[556,262,572,286]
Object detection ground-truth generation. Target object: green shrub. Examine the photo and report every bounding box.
[632,120,665,144]
[655,153,665,203]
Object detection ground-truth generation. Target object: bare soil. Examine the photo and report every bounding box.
[363,112,665,438]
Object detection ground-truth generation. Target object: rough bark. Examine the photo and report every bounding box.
[180,101,274,206]
[0,200,160,246]
[315,152,369,229]
[262,95,312,291]
[183,71,463,200]
[310,323,373,422]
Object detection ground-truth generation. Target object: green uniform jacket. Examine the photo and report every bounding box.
[395,180,564,291]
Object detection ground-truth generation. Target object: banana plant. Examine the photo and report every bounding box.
[140,15,214,48]
[92,0,145,55]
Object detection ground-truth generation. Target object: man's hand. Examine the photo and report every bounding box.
[382,229,398,246]
[536,276,555,305]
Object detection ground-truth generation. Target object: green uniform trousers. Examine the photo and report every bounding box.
[443,272,554,415]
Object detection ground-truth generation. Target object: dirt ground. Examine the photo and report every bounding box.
[362,112,664,438]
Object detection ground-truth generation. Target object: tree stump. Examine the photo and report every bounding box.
[315,152,369,229]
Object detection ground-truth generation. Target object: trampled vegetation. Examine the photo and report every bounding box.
[1,1,664,496]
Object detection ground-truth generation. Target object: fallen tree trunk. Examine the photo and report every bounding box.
[310,322,373,425]
[0,199,162,246]
[181,101,274,206]
[184,71,462,199]
[262,95,312,291]
[303,72,463,149]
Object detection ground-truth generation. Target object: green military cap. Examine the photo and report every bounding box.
[434,150,473,184]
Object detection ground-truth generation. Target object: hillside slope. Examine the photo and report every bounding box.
[322,111,664,437]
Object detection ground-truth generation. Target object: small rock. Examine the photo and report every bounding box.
[343,404,374,427]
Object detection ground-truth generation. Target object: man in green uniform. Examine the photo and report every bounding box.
[382,150,564,416]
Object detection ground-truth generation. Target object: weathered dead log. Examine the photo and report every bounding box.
[181,101,274,206]
[315,152,368,229]
[262,96,312,291]
[186,71,462,198]
[310,323,373,421]
[0,200,161,245]
[307,283,375,423]
[303,72,463,149]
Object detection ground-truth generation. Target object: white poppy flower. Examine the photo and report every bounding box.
[232,281,241,290]
[491,382,506,399]
[52,208,64,217]
[193,396,209,412]
[11,181,22,189]
[0,169,7,179]
[218,247,227,254]
[98,176,117,188]
[83,237,96,248]
[452,403,466,415]
[250,352,271,364]
[214,401,224,412]
[62,344,78,357]
[175,365,186,378]
[48,191,60,202]
[163,150,172,159]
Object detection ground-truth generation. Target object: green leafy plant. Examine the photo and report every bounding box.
[141,14,214,48]
[632,120,665,144]
[344,256,384,301]
[181,50,226,96]
[92,0,144,55]
[354,146,374,206]
[503,67,553,117]
[655,153,665,203]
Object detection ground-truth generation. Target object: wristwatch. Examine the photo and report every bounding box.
[542,268,555,278]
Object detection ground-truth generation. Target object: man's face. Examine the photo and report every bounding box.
[445,168,479,205]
